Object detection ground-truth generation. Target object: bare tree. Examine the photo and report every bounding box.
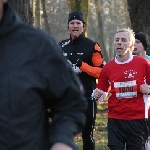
[35,0,41,27]
[9,0,33,25]
[41,0,51,33]
[67,0,89,35]
[127,0,150,55]
[127,0,150,35]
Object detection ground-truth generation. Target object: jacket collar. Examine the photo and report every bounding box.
[70,33,84,42]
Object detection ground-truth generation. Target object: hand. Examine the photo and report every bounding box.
[68,53,82,67]
[50,143,73,150]
[140,84,150,95]
[94,88,103,99]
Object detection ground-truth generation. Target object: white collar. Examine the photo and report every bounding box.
[115,54,133,64]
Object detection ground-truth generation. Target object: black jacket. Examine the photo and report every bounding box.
[0,3,86,150]
[60,34,97,100]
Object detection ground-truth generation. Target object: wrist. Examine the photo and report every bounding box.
[76,59,82,67]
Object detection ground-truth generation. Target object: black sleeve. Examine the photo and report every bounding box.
[38,35,87,150]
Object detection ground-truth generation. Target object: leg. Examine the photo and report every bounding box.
[126,119,148,150]
[108,145,124,150]
[148,118,150,136]
[107,119,126,149]
[126,145,145,150]
[82,100,97,150]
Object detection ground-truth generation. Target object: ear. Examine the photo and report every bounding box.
[83,24,86,28]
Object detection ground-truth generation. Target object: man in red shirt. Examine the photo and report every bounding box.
[94,28,150,150]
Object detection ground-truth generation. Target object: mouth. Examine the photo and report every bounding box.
[72,30,79,33]
[116,48,122,51]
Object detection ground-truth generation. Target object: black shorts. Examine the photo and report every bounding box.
[107,118,148,149]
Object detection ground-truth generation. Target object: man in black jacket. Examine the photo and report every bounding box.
[60,11,104,150]
[0,1,87,150]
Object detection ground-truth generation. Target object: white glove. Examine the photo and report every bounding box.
[92,88,107,102]
[67,60,82,74]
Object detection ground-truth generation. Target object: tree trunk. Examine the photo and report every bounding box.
[67,0,81,11]
[31,0,36,25]
[41,0,51,33]
[80,0,89,36]
[127,0,150,55]
[35,0,41,27]
[9,0,33,25]
[90,0,131,62]
[67,0,89,35]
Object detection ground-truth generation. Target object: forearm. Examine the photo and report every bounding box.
[80,62,102,78]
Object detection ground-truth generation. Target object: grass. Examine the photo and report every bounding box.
[75,100,109,150]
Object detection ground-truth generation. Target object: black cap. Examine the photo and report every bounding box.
[135,32,149,51]
[68,11,85,24]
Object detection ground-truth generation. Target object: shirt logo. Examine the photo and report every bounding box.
[124,70,137,79]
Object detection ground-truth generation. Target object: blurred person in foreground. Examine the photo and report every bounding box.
[94,28,150,150]
[59,11,104,150]
[0,1,87,150]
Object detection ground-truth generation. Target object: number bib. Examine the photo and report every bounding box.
[114,80,137,98]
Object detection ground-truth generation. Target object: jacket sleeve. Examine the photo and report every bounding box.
[39,36,87,150]
[80,43,104,78]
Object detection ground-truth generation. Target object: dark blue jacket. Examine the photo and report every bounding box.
[0,3,86,150]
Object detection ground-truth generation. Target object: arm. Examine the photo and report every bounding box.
[140,84,150,95]
[67,43,104,78]
[41,37,87,150]
[92,88,108,102]
[80,43,104,78]
[141,61,150,95]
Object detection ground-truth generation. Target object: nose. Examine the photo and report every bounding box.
[134,43,136,47]
[72,23,78,27]
[116,39,122,44]
[117,41,121,45]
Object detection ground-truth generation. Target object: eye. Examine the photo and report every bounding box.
[115,39,119,42]
[77,22,81,25]
[122,38,127,42]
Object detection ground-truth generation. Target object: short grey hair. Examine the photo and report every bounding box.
[116,27,135,43]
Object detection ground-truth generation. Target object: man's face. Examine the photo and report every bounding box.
[114,31,132,57]
[68,19,84,38]
[133,39,144,55]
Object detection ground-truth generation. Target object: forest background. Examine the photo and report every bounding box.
[9,0,150,62]
[8,0,150,149]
